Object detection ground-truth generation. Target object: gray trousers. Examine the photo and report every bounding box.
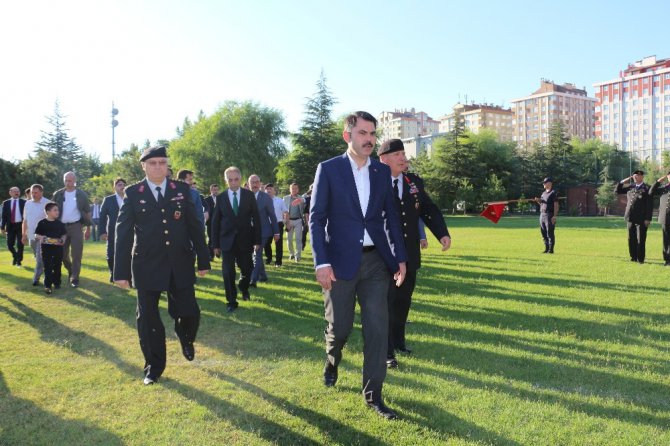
[324,249,390,403]
[30,239,44,283]
[63,222,84,282]
[287,219,303,259]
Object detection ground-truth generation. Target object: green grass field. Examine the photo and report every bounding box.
[1,216,669,446]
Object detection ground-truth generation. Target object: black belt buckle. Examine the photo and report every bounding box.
[362,245,375,253]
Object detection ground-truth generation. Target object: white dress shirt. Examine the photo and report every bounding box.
[346,152,373,247]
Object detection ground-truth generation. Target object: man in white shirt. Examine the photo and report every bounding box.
[264,183,287,266]
[21,184,51,286]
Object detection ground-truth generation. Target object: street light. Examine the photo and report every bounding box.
[111,103,119,159]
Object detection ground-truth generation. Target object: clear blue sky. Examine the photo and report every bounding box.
[1,0,667,163]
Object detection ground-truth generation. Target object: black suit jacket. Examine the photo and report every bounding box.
[211,188,261,252]
[615,182,653,224]
[204,195,216,226]
[396,173,449,271]
[98,194,121,241]
[650,181,670,226]
[1,198,26,232]
[114,179,210,290]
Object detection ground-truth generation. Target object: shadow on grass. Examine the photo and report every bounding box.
[0,371,124,445]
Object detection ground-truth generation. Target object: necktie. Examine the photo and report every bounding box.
[156,186,164,206]
[393,179,400,202]
[11,199,16,223]
[232,191,239,216]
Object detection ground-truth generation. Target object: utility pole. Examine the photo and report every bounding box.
[111,103,119,159]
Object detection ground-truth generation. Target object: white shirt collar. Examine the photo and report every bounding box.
[346,152,370,171]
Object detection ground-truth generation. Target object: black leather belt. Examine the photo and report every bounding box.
[290,218,302,221]
[362,245,375,253]
[64,222,81,226]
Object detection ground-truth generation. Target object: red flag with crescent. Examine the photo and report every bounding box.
[480,203,506,224]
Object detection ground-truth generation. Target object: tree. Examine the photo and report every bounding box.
[275,71,342,192]
[87,144,145,200]
[0,159,22,195]
[595,181,617,215]
[169,101,287,188]
[18,101,101,195]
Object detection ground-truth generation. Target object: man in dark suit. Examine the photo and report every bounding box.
[99,178,126,282]
[310,111,407,420]
[211,166,261,312]
[378,139,451,368]
[204,184,220,261]
[248,174,279,286]
[649,171,670,265]
[1,186,26,266]
[114,146,210,385]
[615,170,653,263]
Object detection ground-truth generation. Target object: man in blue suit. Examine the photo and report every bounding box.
[310,111,407,420]
[248,174,279,287]
[99,178,126,282]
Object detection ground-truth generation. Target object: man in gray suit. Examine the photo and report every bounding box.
[248,174,279,286]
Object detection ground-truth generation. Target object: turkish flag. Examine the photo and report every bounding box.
[480,203,506,224]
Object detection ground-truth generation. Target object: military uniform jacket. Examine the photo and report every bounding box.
[650,181,670,226]
[615,182,653,224]
[396,173,450,272]
[113,179,210,290]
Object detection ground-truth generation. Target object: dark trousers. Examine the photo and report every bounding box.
[91,218,99,241]
[136,278,200,380]
[41,244,63,288]
[251,236,269,283]
[324,249,390,403]
[387,269,417,355]
[627,222,648,262]
[6,222,24,264]
[663,225,670,263]
[264,222,284,265]
[301,218,308,252]
[221,244,254,305]
[206,221,214,260]
[540,214,555,249]
[105,237,115,281]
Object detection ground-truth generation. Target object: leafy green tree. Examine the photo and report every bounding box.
[595,181,616,215]
[18,101,101,195]
[169,101,287,188]
[87,144,145,200]
[480,173,507,203]
[275,72,342,192]
[0,159,22,195]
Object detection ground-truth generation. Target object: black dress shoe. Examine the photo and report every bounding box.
[386,355,398,368]
[227,303,239,313]
[323,362,338,387]
[249,282,257,288]
[71,279,79,288]
[242,292,250,301]
[32,280,40,286]
[366,401,398,420]
[181,341,195,361]
[396,347,412,355]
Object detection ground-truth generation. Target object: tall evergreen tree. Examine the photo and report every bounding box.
[275,71,342,192]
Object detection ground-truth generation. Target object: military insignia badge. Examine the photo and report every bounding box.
[139,199,146,204]
[138,184,145,193]
[174,210,182,220]
[169,181,177,190]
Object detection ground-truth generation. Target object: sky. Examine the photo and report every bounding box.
[1,0,668,163]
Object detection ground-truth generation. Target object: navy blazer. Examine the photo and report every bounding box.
[211,188,262,252]
[254,190,279,238]
[310,153,407,280]
[98,194,121,239]
[1,198,26,231]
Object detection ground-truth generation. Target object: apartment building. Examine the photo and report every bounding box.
[377,108,440,141]
[510,80,596,146]
[439,102,514,141]
[593,55,670,162]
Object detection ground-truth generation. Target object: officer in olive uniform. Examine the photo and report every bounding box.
[114,146,211,385]
[378,139,451,368]
[615,170,653,263]
[536,177,559,253]
[649,171,670,265]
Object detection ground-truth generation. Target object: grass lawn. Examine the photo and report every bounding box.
[1,216,669,446]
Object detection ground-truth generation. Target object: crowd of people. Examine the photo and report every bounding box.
[7,110,669,420]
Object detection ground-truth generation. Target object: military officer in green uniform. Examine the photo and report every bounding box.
[378,139,451,368]
[114,146,211,385]
[615,170,653,264]
[649,171,670,265]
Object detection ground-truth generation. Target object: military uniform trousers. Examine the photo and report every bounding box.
[662,224,670,264]
[627,222,648,263]
[540,213,555,250]
[136,273,200,380]
[387,269,417,355]
[324,249,390,403]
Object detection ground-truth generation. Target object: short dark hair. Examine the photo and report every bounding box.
[176,169,193,181]
[210,184,219,189]
[344,111,377,133]
[24,188,31,195]
[31,184,44,191]
[113,177,126,186]
[264,183,274,189]
[45,202,58,212]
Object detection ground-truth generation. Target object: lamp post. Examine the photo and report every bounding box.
[111,103,119,159]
